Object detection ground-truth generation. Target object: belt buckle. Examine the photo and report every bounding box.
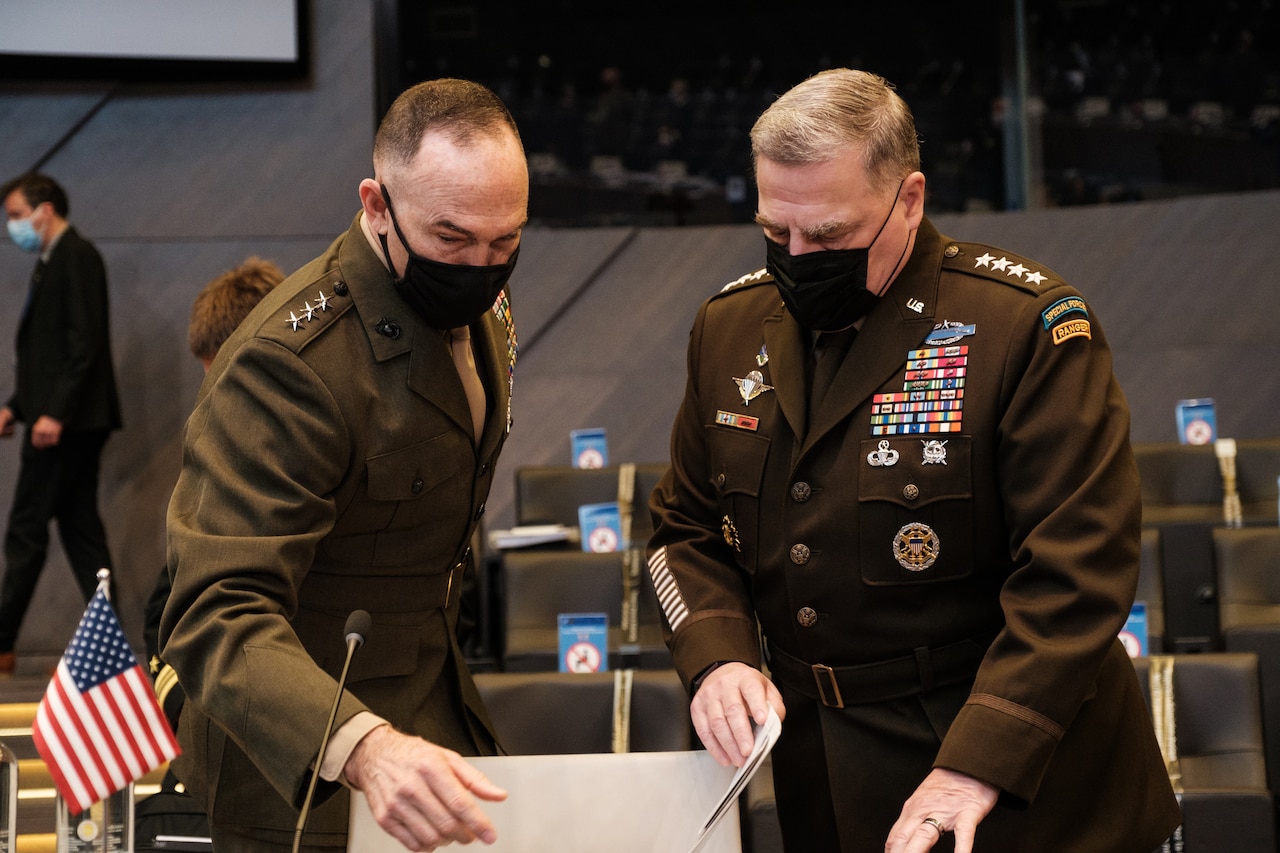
[812,663,844,709]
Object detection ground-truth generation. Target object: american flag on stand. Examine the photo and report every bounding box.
[32,586,180,813]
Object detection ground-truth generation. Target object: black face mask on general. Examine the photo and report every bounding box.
[379,185,518,330]
[765,180,903,333]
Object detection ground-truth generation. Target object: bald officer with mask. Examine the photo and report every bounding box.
[162,78,527,852]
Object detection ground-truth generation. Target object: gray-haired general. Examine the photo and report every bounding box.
[648,68,1180,852]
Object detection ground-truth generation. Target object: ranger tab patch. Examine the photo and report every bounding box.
[1051,319,1092,345]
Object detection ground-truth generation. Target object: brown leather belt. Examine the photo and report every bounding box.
[766,636,992,708]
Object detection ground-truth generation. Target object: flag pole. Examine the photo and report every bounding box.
[96,567,112,853]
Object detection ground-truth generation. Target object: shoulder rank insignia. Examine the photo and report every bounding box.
[721,267,771,292]
[288,286,344,332]
[974,252,1049,286]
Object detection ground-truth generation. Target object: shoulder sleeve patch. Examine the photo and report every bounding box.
[942,242,1061,295]
[1050,318,1092,345]
[1041,295,1089,329]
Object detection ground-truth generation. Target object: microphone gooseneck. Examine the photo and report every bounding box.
[292,609,372,853]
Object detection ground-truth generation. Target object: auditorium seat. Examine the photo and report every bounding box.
[498,549,670,672]
[1134,653,1276,852]
[473,669,692,755]
[513,462,669,540]
[1134,438,1280,528]
[1136,527,1166,654]
[1214,527,1280,819]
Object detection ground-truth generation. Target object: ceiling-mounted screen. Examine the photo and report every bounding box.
[0,0,306,78]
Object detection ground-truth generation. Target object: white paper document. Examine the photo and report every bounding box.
[487,524,574,549]
[348,745,765,853]
[687,706,782,853]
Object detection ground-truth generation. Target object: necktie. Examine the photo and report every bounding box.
[808,326,858,423]
[449,326,486,444]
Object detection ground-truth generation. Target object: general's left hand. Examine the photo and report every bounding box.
[884,767,999,853]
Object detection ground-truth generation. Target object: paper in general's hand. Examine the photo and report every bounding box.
[687,706,782,853]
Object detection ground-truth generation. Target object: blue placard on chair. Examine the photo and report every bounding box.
[1175,398,1216,445]
[1119,602,1149,658]
[559,613,608,673]
[578,502,622,553]
[571,427,608,469]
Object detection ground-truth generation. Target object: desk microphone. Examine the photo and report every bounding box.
[292,608,371,853]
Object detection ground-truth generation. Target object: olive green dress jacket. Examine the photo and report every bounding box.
[162,215,514,846]
[649,218,1180,851]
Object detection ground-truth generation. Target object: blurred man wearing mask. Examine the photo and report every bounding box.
[0,172,121,676]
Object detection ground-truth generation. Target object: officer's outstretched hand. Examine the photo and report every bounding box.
[0,407,14,438]
[884,767,999,853]
[345,724,507,852]
[690,662,785,767]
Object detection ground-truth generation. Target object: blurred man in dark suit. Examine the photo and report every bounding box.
[0,172,121,676]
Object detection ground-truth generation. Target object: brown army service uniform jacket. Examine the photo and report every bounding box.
[162,215,513,846]
[649,218,1180,851]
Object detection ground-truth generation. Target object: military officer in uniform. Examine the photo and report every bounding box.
[648,68,1180,852]
[162,78,527,851]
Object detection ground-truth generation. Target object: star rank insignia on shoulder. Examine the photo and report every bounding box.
[718,267,773,293]
[941,242,1060,295]
[264,279,351,350]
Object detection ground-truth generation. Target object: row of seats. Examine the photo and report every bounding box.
[1135,438,1280,528]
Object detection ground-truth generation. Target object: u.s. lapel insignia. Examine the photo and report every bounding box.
[867,439,900,467]
[893,522,940,571]
[922,439,948,465]
[734,369,774,406]
[906,297,925,313]
[722,515,741,551]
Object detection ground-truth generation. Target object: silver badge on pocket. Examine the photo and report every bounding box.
[867,440,900,467]
[922,439,948,465]
[893,522,940,571]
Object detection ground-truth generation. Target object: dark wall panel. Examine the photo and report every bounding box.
[0,0,374,662]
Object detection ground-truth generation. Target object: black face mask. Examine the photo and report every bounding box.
[765,180,902,333]
[379,185,519,330]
